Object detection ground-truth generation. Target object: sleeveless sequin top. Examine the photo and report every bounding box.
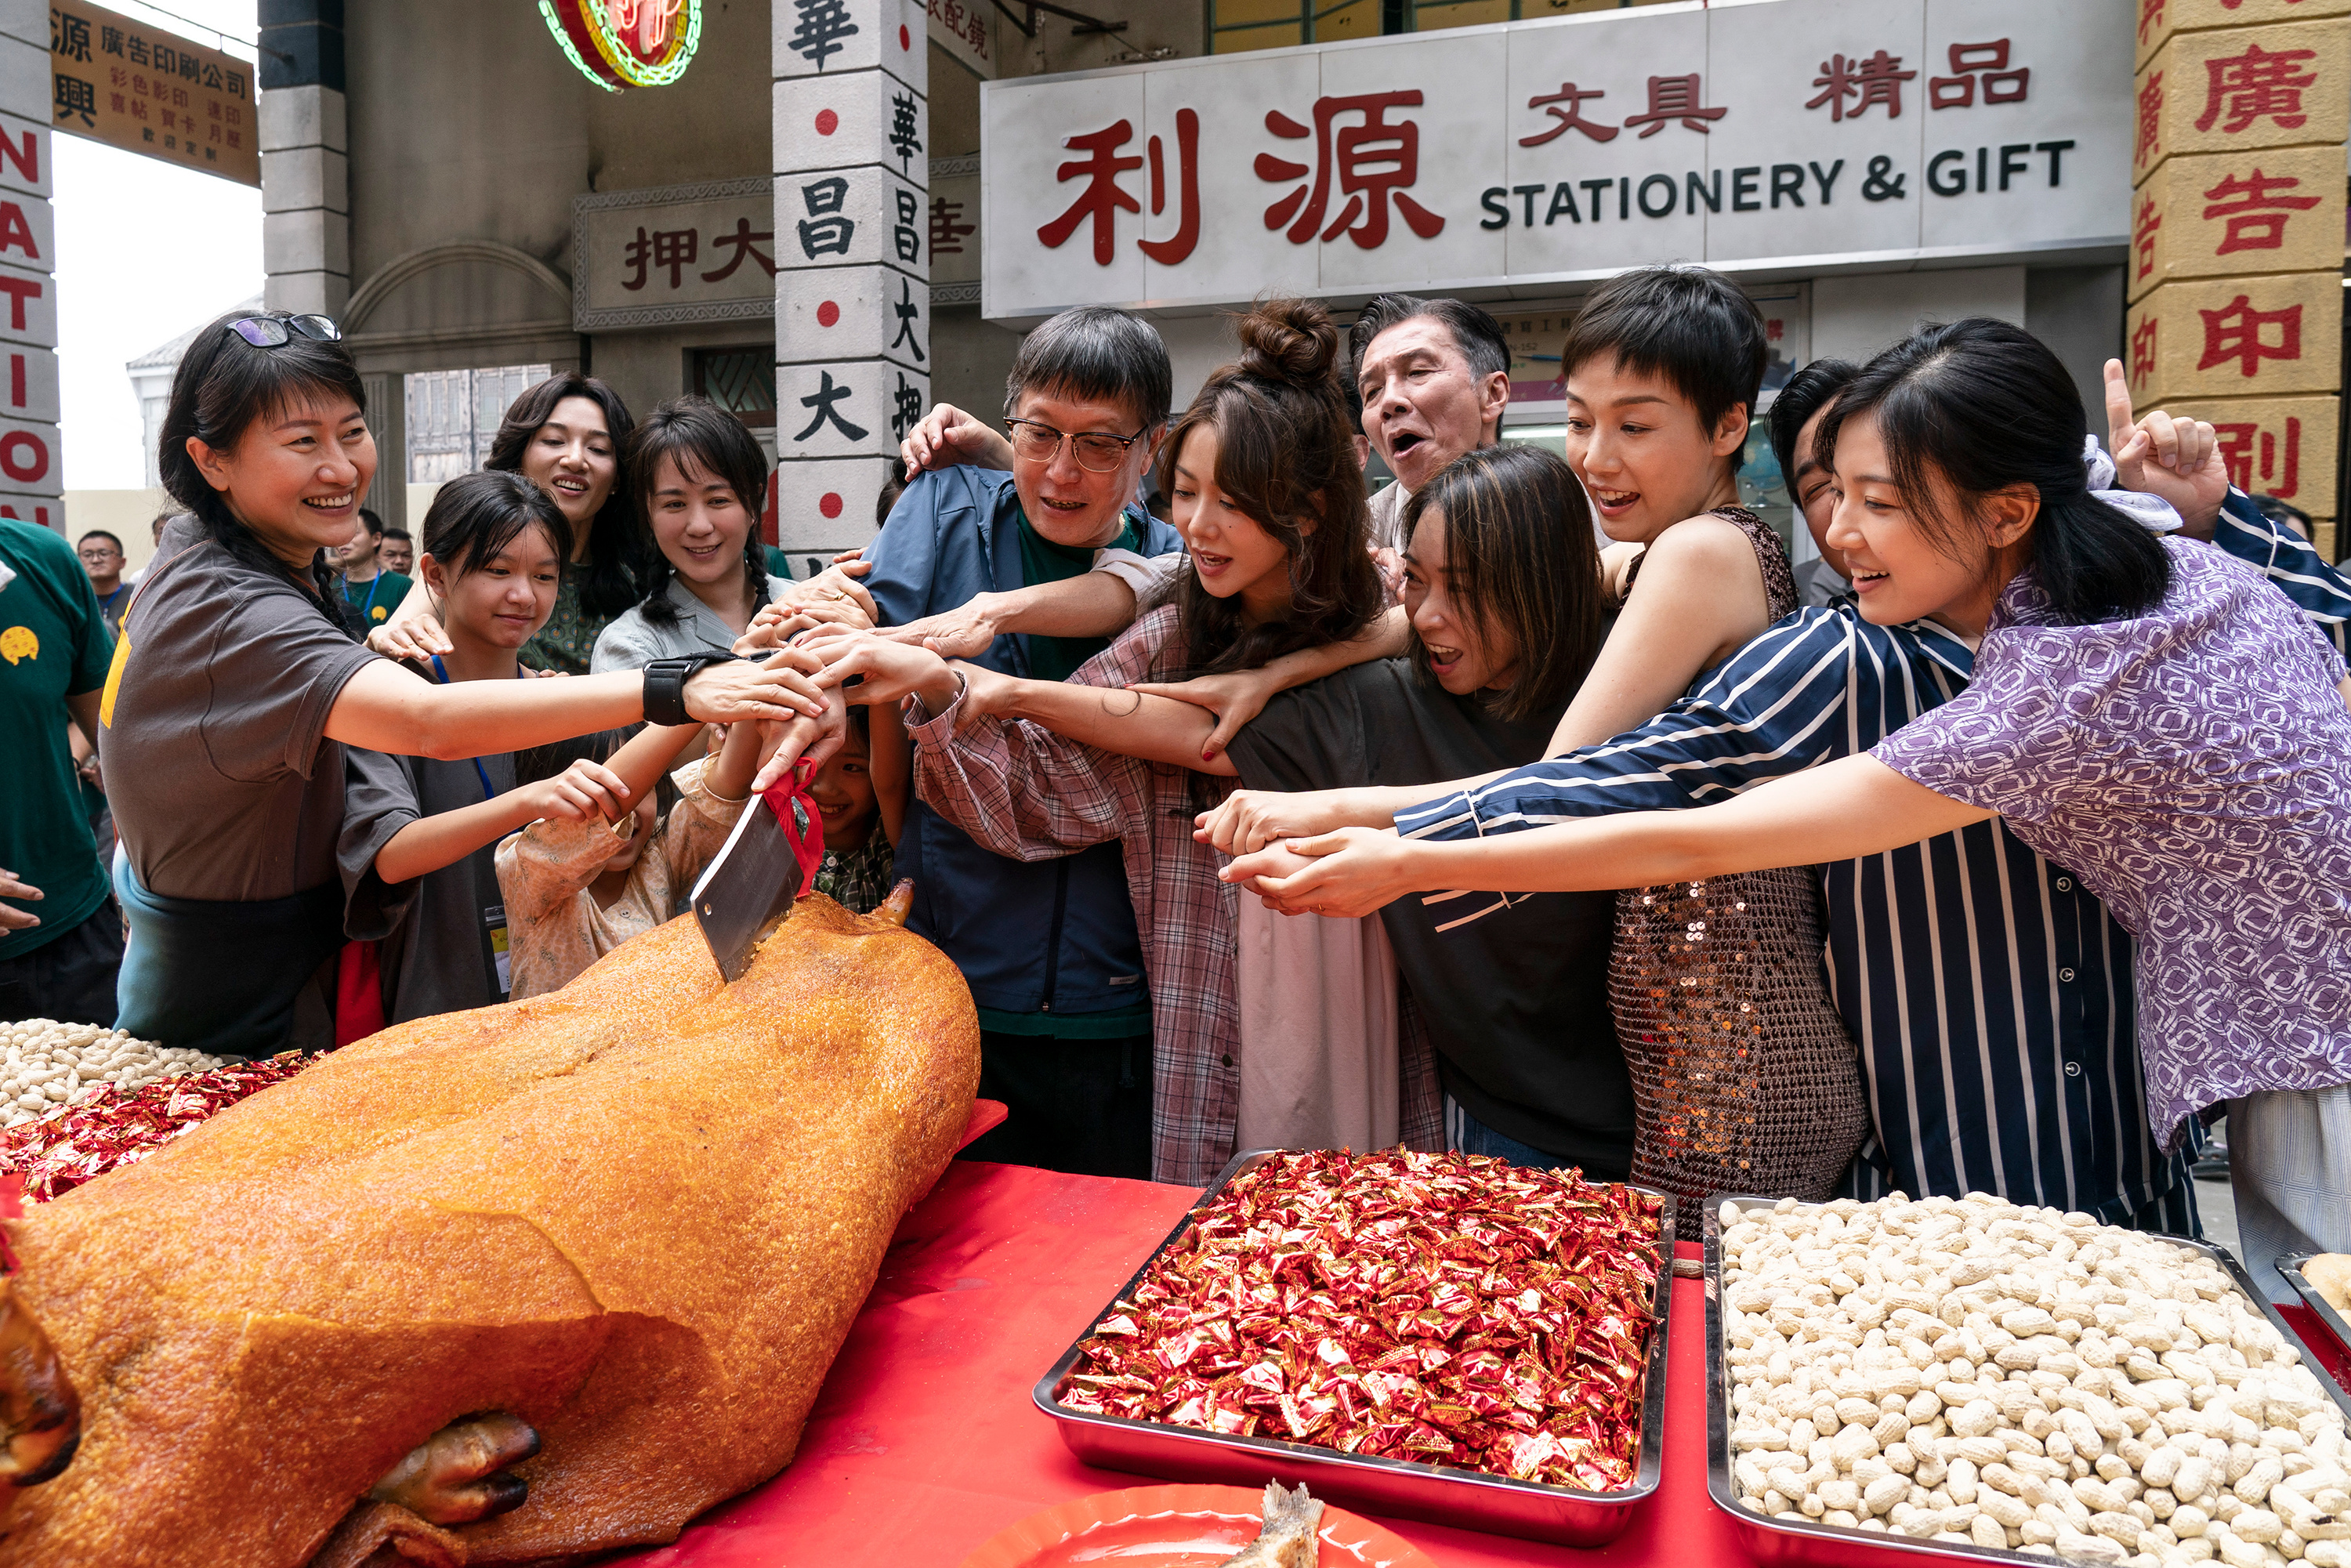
[1609,508,1869,1206]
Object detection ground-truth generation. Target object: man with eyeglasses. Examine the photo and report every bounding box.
[783,306,1186,1182]
[77,531,130,640]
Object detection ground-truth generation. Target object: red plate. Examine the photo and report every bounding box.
[959,1483,1439,1568]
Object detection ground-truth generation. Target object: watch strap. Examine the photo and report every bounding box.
[642,652,735,727]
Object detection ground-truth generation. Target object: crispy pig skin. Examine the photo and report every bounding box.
[0,897,981,1567]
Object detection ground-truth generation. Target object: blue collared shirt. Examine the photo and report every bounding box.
[1395,494,2350,1223]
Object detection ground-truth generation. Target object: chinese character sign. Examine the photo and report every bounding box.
[2130,15,2349,183]
[575,180,781,329]
[773,0,928,556]
[2122,270,2342,406]
[2164,396,2338,511]
[50,1,257,186]
[982,0,2135,320]
[2127,143,2344,298]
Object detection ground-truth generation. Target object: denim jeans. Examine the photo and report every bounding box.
[1444,1094,1580,1172]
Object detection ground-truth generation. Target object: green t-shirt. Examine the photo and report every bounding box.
[0,520,116,954]
[1013,511,1148,683]
[340,569,411,630]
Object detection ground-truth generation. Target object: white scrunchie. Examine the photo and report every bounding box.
[2083,433,2183,534]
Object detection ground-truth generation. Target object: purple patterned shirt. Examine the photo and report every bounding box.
[1873,540,2351,1150]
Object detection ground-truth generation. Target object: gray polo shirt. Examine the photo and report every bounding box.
[101,515,382,905]
[588,575,789,673]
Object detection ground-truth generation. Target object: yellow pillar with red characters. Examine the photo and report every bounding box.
[2127,0,2348,559]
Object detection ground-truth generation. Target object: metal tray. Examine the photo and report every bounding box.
[2278,1254,2351,1361]
[1703,1195,2351,1568]
[1031,1149,1676,1547]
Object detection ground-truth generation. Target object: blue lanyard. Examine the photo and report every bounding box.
[429,654,501,801]
[347,573,385,618]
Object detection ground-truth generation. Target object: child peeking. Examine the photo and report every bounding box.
[808,704,897,915]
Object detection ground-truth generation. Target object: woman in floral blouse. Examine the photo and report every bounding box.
[1222,317,2351,1287]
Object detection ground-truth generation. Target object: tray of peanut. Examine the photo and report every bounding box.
[1705,1192,2351,1568]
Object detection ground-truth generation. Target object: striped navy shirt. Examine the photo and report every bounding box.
[1396,494,2350,1228]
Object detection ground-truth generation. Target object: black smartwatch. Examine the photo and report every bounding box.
[641,652,738,727]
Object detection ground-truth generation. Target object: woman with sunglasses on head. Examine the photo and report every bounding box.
[96,311,832,1059]
[368,374,645,674]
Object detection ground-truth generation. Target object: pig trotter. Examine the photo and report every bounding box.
[368,1411,541,1526]
[875,878,915,929]
[0,1283,80,1491]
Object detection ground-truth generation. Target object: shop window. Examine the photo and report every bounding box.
[404,364,552,483]
[692,347,777,429]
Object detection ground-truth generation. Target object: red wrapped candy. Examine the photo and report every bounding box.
[0,1053,318,1206]
[1056,1149,1662,1491]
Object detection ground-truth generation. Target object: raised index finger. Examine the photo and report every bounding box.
[2101,359,2135,454]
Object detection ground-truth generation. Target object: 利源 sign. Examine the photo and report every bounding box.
[49,1,258,187]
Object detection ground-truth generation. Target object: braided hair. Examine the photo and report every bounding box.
[155,310,369,636]
[626,397,772,627]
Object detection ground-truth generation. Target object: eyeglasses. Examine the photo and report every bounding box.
[226,314,342,348]
[1005,417,1148,474]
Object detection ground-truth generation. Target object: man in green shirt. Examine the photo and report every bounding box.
[0,517,123,1024]
[336,509,413,631]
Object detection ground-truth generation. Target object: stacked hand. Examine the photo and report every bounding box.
[1219,827,1417,920]
[744,558,878,653]
[1193,787,1370,855]
[679,646,830,726]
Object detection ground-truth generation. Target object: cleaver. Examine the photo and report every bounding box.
[692,759,824,983]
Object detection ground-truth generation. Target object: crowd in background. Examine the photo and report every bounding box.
[1,265,2346,1302]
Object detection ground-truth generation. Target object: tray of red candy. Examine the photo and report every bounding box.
[1032,1147,1673,1546]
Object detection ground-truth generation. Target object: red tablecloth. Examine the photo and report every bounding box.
[610,1159,1759,1567]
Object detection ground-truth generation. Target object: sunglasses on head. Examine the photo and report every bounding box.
[226,314,343,348]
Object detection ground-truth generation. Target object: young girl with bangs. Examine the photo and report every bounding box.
[100,313,829,1056]
[370,373,645,673]
[808,298,1387,1184]
[1224,317,2351,1281]
[591,397,792,672]
[339,471,763,1023]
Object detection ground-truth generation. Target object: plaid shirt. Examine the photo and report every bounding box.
[910,607,1442,1184]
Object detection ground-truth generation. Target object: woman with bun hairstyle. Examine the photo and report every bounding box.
[806,299,1387,1184]
[368,373,645,673]
[98,312,831,1057]
[590,396,792,672]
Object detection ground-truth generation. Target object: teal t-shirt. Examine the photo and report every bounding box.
[341,569,411,629]
[0,520,116,954]
[1012,511,1148,683]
